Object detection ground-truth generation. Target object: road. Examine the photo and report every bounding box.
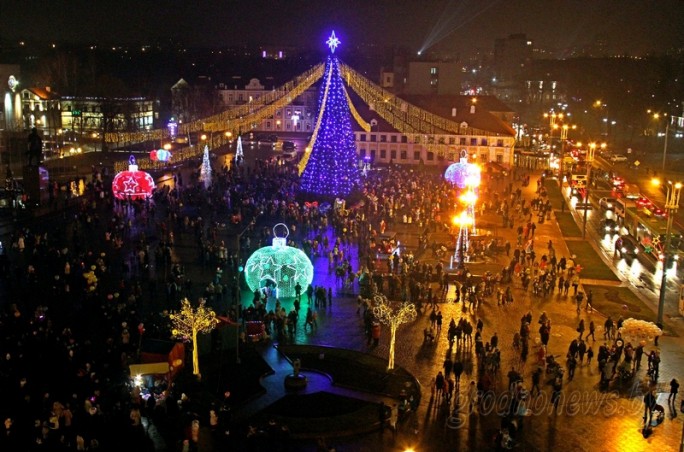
[561,155,684,317]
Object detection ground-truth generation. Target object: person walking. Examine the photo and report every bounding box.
[453,360,464,386]
[445,377,455,405]
[443,355,453,379]
[586,345,594,369]
[586,289,593,312]
[575,291,584,314]
[578,340,587,365]
[669,378,680,406]
[634,344,644,371]
[588,320,596,342]
[577,319,585,340]
[604,316,613,340]
[531,367,542,397]
[643,389,657,425]
[435,371,445,399]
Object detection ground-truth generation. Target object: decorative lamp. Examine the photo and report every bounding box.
[112,155,155,200]
[244,224,314,298]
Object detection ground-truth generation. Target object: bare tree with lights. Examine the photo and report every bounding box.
[170,298,219,378]
[371,293,417,370]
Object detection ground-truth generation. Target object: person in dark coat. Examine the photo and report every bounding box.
[443,355,453,378]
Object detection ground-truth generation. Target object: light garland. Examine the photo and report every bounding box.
[339,62,512,157]
[298,56,333,175]
[344,84,370,132]
[106,64,325,144]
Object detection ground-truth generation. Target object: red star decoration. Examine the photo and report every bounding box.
[123,176,139,193]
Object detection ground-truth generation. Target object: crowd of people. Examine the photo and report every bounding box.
[0,147,676,451]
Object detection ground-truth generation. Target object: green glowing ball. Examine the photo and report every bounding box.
[244,242,314,298]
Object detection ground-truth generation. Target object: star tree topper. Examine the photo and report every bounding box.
[326,31,340,53]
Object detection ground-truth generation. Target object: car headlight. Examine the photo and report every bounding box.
[675,255,680,261]
[634,248,638,254]
[605,227,611,232]
[621,247,627,253]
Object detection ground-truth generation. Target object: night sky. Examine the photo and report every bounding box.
[1,0,683,56]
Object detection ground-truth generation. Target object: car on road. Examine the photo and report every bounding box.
[610,154,628,163]
[282,146,298,158]
[611,176,625,188]
[643,205,667,219]
[599,218,620,235]
[615,235,639,259]
[636,196,653,209]
[599,197,617,210]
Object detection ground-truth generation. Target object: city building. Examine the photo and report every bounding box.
[352,93,516,167]
[59,95,158,135]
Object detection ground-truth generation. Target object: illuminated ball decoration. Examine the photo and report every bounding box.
[112,155,155,200]
[150,149,172,162]
[445,151,478,189]
[244,224,314,298]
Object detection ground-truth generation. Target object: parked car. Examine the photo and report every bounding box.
[599,197,617,210]
[610,154,628,163]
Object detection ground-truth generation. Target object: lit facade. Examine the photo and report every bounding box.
[354,130,515,167]
[215,78,318,133]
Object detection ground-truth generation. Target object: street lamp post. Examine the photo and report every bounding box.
[656,180,682,325]
[582,143,596,239]
[557,124,576,212]
[662,115,684,175]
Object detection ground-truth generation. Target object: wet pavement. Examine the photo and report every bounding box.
[225,168,684,451]
[2,153,684,451]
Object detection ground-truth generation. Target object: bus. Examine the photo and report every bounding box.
[617,199,681,258]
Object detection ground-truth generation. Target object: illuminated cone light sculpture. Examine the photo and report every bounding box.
[200,145,212,189]
[299,31,360,198]
[235,136,244,162]
[112,155,155,200]
[244,224,314,298]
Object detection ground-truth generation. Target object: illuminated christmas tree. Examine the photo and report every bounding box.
[235,135,244,162]
[200,145,212,189]
[170,298,219,377]
[299,32,360,198]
